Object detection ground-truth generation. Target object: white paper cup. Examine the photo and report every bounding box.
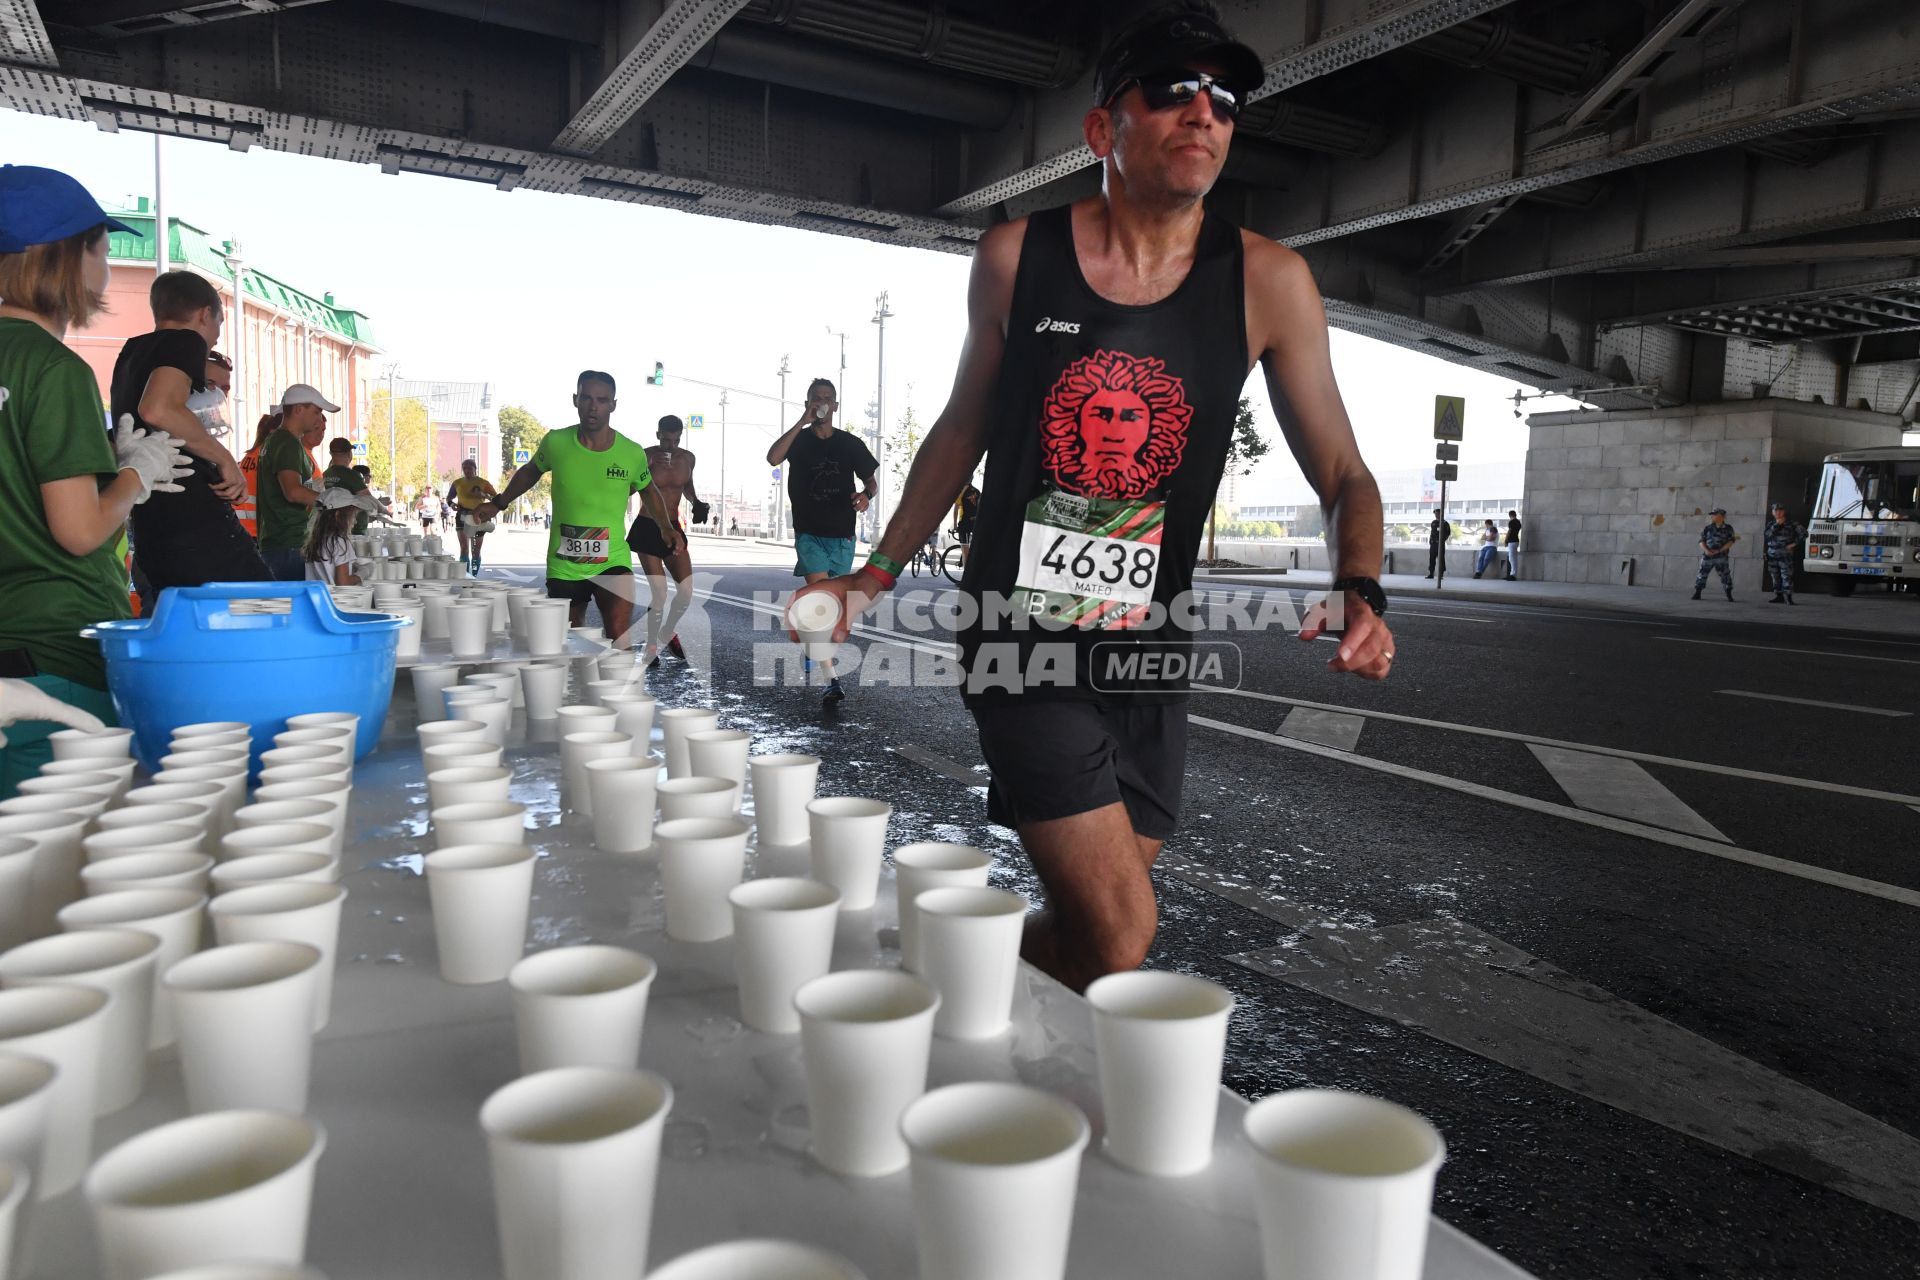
[388,601,424,657]
[0,929,157,1115]
[234,799,341,859]
[806,798,891,913]
[256,746,347,778]
[654,818,749,943]
[164,941,320,1113]
[786,591,841,662]
[729,878,840,1034]
[268,729,352,766]
[607,695,656,749]
[38,757,138,803]
[0,1049,53,1213]
[85,1109,324,1280]
[508,945,656,1074]
[552,705,617,739]
[444,694,510,748]
[57,889,204,1050]
[17,769,120,803]
[47,727,134,763]
[745,753,820,849]
[523,601,571,656]
[218,823,336,863]
[586,757,660,855]
[156,748,247,778]
[421,591,458,642]
[93,801,210,849]
[1085,971,1234,1176]
[915,887,1028,1040]
[422,739,505,774]
[446,600,494,657]
[657,708,719,780]
[657,777,735,823]
[144,1263,326,1279]
[410,664,465,723]
[892,844,992,974]
[170,722,249,742]
[794,969,939,1177]
[505,591,537,643]
[1243,1089,1446,1280]
[463,673,519,710]
[560,731,632,815]
[81,852,214,898]
[0,1155,25,1278]
[0,841,30,956]
[517,661,567,720]
[0,811,87,942]
[250,784,350,858]
[432,801,527,847]
[648,1241,868,1279]
[208,854,336,893]
[0,984,107,1195]
[0,792,107,835]
[481,1066,672,1280]
[686,729,750,805]
[84,823,206,864]
[153,766,244,833]
[209,883,347,1032]
[901,1082,1090,1280]
[417,718,487,760]
[425,844,535,983]
[427,766,512,811]
[583,679,632,708]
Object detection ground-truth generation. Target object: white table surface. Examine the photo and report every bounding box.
[36,654,1541,1279]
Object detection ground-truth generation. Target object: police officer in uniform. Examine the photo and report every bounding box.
[1763,501,1799,604]
[1692,507,1737,600]
[1424,508,1451,580]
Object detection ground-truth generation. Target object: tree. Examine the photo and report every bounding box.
[885,389,921,509]
[497,404,552,510]
[1208,396,1272,561]
[364,390,432,504]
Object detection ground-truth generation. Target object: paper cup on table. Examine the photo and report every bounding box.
[432,802,527,847]
[94,801,211,847]
[164,941,319,1113]
[729,878,839,1034]
[420,591,458,642]
[410,664,464,723]
[235,800,341,859]
[144,1263,326,1280]
[1086,971,1235,1176]
[656,708,719,780]
[606,695,656,748]
[481,1066,672,1280]
[209,883,347,1033]
[123,780,223,827]
[1242,1090,1444,1280]
[153,767,244,833]
[17,770,120,805]
[417,718,487,760]
[892,844,992,975]
[85,1109,324,1280]
[427,766,512,811]
[257,746,349,780]
[553,704,617,738]
[583,680,632,708]
[268,729,352,766]
[559,732,631,815]
[656,777,734,823]
[806,798,891,913]
[654,817,748,943]
[0,811,87,941]
[686,730,750,806]
[252,782,350,847]
[523,601,570,656]
[901,1082,1090,1280]
[0,930,157,1115]
[209,853,333,893]
[58,889,204,1050]
[0,792,107,834]
[648,1241,867,1280]
[38,758,138,803]
[445,694,511,748]
[508,946,656,1074]
[794,969,939,1176]
[746,753,820,849]
[169,722,249,743]
[0,1155,24,1275]
[422,739,504,774]
[0,1055,51,1272]
[586,757,660,856]
[505,590,536,643]
[0,841,30,954]
[388,600,424,657]
[157,747,247,778]
[84,823,206,864]
[517,661,567,721]
[82,852,213,898]
[915,887,1027,1040]
[463,673,519,711]
[47,727,134,763]
[786,590,842,662]
[425,844,535,983]
[218,825,335,867]
[0,984,106,1195]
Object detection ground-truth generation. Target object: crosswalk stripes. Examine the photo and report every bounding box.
[1276,706,1366,751]
[1527,743,1729,842]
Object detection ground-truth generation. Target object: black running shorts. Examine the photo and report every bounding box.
[970,698,1187,840]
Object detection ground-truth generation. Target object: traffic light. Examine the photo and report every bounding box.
[649,361,664,386]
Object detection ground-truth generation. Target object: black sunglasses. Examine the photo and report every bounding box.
[1108,71,1241,123]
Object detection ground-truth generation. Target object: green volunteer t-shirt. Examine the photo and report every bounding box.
[257,429,314,551]
[0,317,132,687]
[323,463,369,534]
[532,425,651,580]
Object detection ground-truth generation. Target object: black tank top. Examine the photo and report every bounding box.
[959,203,1248,703]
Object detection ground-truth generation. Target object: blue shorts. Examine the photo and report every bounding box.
[794,533,855,579]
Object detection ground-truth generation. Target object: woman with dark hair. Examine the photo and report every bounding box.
[0,166,191,796]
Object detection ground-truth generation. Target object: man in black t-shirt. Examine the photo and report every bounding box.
[766,377,877,705]
[1424,509,1452,579]
[1504,509,1521,580]
[111,270,268,594]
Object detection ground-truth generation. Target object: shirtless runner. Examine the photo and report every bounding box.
[628,414,706,667]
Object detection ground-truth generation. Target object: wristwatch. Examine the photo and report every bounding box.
[1330,576,1388,618]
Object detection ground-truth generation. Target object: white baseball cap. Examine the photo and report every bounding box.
[274,383,341,413]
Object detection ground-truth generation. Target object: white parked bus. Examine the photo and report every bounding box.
[1804,447,1920,594]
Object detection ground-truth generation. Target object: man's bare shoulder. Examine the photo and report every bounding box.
[1240,228,1316,297]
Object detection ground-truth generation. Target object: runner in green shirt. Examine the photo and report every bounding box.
[477,370,680,647]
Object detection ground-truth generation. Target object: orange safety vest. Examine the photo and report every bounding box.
[233,445,261,537]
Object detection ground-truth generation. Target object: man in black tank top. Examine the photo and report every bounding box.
[787,2,1397,992]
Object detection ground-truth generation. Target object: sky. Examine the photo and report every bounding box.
[6,109,1579,508]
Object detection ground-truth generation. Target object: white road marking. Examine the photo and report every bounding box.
[1655,636,1920,665]
[1198,586,1680,627]
[1831,636,1920,648]
[1189,714,1920,910]
[1716,689,1911,717]
[1528,744,1728,841]
[1278,707,1366,752]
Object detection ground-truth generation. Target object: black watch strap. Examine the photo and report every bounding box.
[1330,576,1388,618]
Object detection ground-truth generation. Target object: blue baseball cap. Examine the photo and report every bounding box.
[0,165,137,253]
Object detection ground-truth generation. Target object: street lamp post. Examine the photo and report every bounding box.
[776,354,790,541]
[718,388,729,534]
[384,364,399,501]
[871,291,893,527]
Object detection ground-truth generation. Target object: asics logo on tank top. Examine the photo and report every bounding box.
[1034,317,1082,334]
[1038,350,1191,500]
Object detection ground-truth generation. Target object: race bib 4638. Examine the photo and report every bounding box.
[557,524,611,564]
[1011,492,1163,630]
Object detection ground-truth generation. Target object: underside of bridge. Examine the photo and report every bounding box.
[4,0,1918,418]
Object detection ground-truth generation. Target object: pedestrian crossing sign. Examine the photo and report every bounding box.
[1433,395,1465,441]
[689,414,705,430]
[352,440,369,459]
[513,447,532,465]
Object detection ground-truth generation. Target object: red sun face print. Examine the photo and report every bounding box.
[1038,350,1191,499]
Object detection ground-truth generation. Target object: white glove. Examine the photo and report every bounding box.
[305,475,328,494]
[113,418,192,504]
[0,678,107,733]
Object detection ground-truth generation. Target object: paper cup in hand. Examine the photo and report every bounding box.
[794,969,939,1177]
[425,844,535,983]
[901,1082,1090,1280]
[729,878,839,1034]
[746,754,819,849]
[654,818,749,943]
[648,1241,868,1279]
[85,1110,324,1280]
[586,757,659,856]
[1242,1089,1445,1280]
[787,591,842,661]
[0,929,157,1115]
[0,984,107,1195]
[1085,971,1234,1176]
[163,941,321,1113]
[914,887,1027,1040]
[892,843,991,974]
[508,945,656,1074]
[58,888,204,1050]
[209,883,348,1032]
[656,708,718,780]
[806,798,891,913]
[481,1067,672,1280]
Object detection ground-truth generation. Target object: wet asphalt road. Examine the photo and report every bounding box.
[539,550,1920,1280]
